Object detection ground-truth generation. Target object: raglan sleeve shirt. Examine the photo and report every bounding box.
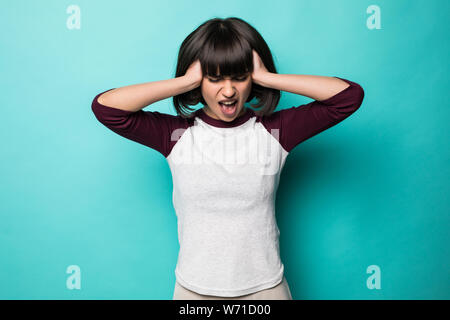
[90,76,365,297]
[92,77,364,157]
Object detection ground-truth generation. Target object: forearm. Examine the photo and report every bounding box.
[97,75,198,112]
[254,73,351,102]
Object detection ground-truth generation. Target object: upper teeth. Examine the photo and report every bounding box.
[221,101,236,105]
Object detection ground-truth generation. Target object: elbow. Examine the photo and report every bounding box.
[355,83,365,108]
[328,77,365,113]
[91,95,105,123]
[348,83,365,113]
[91,88,118,122]
[355,84,364,111]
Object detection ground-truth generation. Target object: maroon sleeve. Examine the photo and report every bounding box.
[91,88,190,158]
[260,77,364,153]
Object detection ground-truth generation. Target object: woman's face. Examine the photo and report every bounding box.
[201,69,252,121]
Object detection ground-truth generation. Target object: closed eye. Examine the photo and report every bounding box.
[209,75,248,82]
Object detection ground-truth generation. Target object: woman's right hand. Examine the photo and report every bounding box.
[184,59,203,88]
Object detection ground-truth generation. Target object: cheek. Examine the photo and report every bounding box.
[200,83,210,95]
[201,86,216,103]
[242,83,252,94]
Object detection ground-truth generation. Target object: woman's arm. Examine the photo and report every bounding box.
[253,73,350,102]
[97,59,203,112]
[263,76,364,153]
[91,60,203,156]
[97,76,199,112]
[250,49,351,101]
[251,50,364,153]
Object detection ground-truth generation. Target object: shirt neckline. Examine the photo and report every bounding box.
[195,107,254,128]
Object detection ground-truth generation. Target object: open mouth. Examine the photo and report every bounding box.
[219,100,238,116]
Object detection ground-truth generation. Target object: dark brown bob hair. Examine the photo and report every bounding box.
[173,17,280,118]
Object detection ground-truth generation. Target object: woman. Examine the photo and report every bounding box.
[91,17,365,300]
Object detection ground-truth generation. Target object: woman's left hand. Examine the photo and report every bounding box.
[251,49,269,85]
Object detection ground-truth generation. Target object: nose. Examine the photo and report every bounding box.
[221,79,237,98]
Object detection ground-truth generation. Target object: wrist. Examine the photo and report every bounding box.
[181,75,202,91]
[252,71,272,87]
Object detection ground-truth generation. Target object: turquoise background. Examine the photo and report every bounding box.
[1,0,448,299]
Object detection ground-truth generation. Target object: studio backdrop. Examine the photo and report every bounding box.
[1,0,448,299]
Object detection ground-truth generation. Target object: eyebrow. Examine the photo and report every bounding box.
[209,73,249,79]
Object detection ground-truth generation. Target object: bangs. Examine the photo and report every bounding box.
[173,17,280,118]
[200,28,253,77]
